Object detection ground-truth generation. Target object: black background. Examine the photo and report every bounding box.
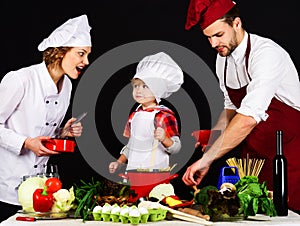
[1,1,299,199]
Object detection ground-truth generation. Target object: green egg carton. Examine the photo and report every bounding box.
[92,212,102,221]
[119,214,129,224]
[102,213,111,222]
[92,208,166,224]
[148,209,168,222]
[140,214,150,223]
[110,214,120,222]
[128,216,141,225]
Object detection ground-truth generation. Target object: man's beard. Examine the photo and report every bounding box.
[217,35,238,57]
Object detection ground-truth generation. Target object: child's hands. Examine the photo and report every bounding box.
[154,127,166,142]
[109,161,124,173]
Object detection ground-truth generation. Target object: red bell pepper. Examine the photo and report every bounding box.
[33,187,54,212]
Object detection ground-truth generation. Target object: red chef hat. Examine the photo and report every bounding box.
[185,0,235,30]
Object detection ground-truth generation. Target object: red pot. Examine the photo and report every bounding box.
[43,138,76,153]
[119,170,178,202]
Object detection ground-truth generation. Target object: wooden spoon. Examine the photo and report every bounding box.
[193,185,200,196]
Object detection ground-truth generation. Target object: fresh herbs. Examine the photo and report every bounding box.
[74,178,103,222]
[235,176,277,217]
[73,177,131,222]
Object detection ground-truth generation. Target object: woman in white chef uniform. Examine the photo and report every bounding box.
[0,15,92,221]
[109,52,184,173]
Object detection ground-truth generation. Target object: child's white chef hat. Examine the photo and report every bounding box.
[38,14,92,51]
[133,52,184,103]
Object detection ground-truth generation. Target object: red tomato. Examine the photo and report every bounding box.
[45,178,62,193]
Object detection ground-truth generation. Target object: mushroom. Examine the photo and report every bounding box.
[219,183,236,199]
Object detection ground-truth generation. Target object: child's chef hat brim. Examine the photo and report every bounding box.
[133,52,184,103]
[38,14,92,51]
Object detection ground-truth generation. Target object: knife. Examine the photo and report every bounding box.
[16,216,36,221]
[54,112,87,138]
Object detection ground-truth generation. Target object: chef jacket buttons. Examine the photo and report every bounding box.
[46,122,57,126]
[45,100,58,104]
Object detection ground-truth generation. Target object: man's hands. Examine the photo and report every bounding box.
[182,158,210,186]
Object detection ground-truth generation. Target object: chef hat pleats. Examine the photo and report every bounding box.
[133,52,184,104]
[38,14,91,51]
[185,0,235,30]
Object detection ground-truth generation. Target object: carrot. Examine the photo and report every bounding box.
[178,207,210,221]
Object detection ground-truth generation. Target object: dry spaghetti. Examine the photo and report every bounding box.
[226,155,265,179]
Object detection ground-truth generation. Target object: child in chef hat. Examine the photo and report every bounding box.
[109,52,184,173]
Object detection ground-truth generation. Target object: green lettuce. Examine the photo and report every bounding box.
[18,177,47,212]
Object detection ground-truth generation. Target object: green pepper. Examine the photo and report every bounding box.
[33,187,54,212]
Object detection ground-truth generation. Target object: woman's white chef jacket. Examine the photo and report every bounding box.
[216,32,300,123]
[0,62,72,205]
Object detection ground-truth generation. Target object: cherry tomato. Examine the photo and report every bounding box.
[45,177,62,193]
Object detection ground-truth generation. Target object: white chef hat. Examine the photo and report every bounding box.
[133,52,184,103]
[38,14,92,51]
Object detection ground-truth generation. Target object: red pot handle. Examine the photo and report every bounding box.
[118,173,129,180]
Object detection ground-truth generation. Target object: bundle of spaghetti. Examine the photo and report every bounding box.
[226,156,265,178]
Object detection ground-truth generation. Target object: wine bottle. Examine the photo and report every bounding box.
[273,130,288,216]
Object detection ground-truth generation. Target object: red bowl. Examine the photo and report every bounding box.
[43,138,76,153]
[191,130,221,146]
